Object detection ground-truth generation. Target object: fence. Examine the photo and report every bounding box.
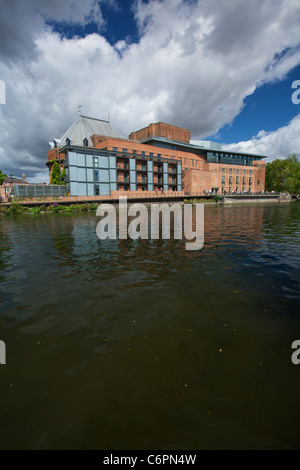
[13,184,68,198]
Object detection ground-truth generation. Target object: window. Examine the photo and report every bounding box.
[236,169,239,174]
[94,157,99,167]
[235,187,239,192]
[257,180,261,185]
[242,177,246,185]
[94,170,99,182]
[83,138,88,146]
[113,147,117,151]
[94,184,100,196]
[229,168,232,174]
[249,177,252,186]
[229,176,232,185]
[221,176,225,185]
[236,176,239,184]
[222,168,225,173]
[123,148,127,153]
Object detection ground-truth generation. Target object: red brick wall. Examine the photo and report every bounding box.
[129,122,190,143]
[182,161,266,194]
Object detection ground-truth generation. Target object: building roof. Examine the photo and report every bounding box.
[51,114,124,148]
[141,136,267,159]
[5,177,28,184]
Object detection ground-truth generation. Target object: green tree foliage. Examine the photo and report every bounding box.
[265,155,300,194]
[61,167,66,185]
[0,169,7,185]
[50,161,66,185]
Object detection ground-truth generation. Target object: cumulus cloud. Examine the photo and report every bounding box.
[1,0,300,181]
[223,114,300,161]
[0,0,105,63]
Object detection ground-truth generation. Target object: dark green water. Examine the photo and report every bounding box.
[0,202,299,450]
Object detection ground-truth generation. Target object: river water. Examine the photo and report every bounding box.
[0,202,299,449]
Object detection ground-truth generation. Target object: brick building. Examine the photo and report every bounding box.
[47,115,266,197]
[0,174,28,200]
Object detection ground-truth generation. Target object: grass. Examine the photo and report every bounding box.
[183,196,221,203]
[1,202,100,216]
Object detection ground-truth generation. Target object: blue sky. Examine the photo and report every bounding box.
[210,64,300,144]
[1,0,300,181]
[47,0,140,45]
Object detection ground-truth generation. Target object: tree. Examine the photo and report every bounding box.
[265,155,300,194]
[50,161,66,185]
[0,169,7,185]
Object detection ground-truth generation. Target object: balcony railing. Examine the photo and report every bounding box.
[117,162,129,170]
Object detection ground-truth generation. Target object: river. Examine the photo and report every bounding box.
[0,202,299,449]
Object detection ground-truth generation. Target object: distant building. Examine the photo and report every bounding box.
[47,115,266,197]
[0,174,28,199]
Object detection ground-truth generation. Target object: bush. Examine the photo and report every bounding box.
[28,206,41,215]
[5,203,25,215]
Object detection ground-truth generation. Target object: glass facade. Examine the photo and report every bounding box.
[65,149,182,196]
[207,151,259,166]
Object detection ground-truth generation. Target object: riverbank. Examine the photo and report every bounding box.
[0,202,100,216]
[0,191,292,215]
[0,193,294,215]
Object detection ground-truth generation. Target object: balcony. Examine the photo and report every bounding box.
[153,166,163,173]
[117,158,129,170]
[117,163,129,170]
[136,165,147,172]
[137,177,147,184]
[169,177,177,185]
[118,176,130,183]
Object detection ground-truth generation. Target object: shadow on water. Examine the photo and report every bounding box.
[0,203,299,449]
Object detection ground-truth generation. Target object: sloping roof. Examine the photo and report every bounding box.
[58,115,124,147]
[5,177,28,184]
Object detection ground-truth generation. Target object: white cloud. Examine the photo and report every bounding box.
[1,0,300,181]
[223,114,300,161]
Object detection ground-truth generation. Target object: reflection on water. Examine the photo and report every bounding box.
[0,203,299,449]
